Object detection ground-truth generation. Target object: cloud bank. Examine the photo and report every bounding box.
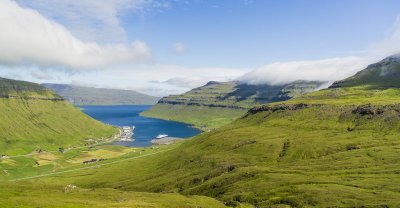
[0,0,150,70]
[239,15,400,86]
[239,57,372,85]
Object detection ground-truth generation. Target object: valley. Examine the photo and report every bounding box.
[2,1,400,207]
[2,56,400,207]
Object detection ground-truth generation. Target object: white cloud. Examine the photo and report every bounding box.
[173,42,185,54]
[239,57,373,85]
[0,0,150,70]
[163,77,207,88]
[0,64,250,96]
[239,15,400,86]
[368,15,400,58]
[16,0,169,43]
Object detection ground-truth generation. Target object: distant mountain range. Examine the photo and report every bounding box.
[42,84,160,106]
[141,80,326,129]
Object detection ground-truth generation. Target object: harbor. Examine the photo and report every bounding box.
[81,105,200,147]
[119,126,135,142]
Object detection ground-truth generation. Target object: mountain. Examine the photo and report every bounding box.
[330,55,400,88]
[42,83,160,106]
[35,56,400,207]
[0,78,117,155]
[141,80,325,130]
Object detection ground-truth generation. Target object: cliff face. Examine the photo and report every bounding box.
[142,80,325,129]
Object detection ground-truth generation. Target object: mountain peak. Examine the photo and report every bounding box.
[0,77,59,99]
[330,54,400,89]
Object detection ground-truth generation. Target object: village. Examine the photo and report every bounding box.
[119,126,135,142]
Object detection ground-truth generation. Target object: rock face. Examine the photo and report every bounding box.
[154,80,326,110]
[351,104,400,117]
[330,54,400,89]
[247,103,310,115]
[142,80,325,129]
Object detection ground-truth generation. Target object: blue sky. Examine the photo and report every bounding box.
[1,0,400,96]
[123,0,400,67]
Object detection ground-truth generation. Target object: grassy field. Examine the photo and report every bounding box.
[0,142,230,208]
[0,182,227,208]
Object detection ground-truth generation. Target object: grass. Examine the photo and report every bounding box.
[0,182,227,208]
[0,98,117,155]
[3,74,400,207]
[141,104,247,130]
[28,86,400,207]
[0,142,229,208]
[0,77,118,155]
[284,85,400,105]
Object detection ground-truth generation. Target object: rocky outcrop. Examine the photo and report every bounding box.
[247,103,310,115]
[351,104,400,116]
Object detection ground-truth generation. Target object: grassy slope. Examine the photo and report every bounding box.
[0,182,227,208]
[4,59,400,207]
[0,78,117,155]
[31,85,400,207]
[0,144,227,208]
[142,104,247,130]
[142,81,323,130]
[42,83,160,105]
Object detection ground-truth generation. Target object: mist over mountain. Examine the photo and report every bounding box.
[330,54,400,88]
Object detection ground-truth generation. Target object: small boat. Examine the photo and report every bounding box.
[156,134,168,139]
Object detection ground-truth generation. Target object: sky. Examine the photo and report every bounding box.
[1,0,400,96]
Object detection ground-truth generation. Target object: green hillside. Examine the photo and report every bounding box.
[142,80,324,130]
[0,182,227,208]
[23,56,400,207]
[330,55,400,88]
[42,83,160,106]
[35,90,400,207]
[3,56,400,207]
[0,78,117,155]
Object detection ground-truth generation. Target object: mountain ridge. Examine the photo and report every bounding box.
[0,78,117,155]
[142,80,326,129]
[330,55,400,88]
[42,83,160,106]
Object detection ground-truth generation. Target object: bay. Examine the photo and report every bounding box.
[80,105,201,147]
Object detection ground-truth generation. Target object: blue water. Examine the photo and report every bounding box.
[80,105,201,147]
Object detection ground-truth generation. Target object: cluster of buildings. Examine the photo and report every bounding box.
[120,126,135,141]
